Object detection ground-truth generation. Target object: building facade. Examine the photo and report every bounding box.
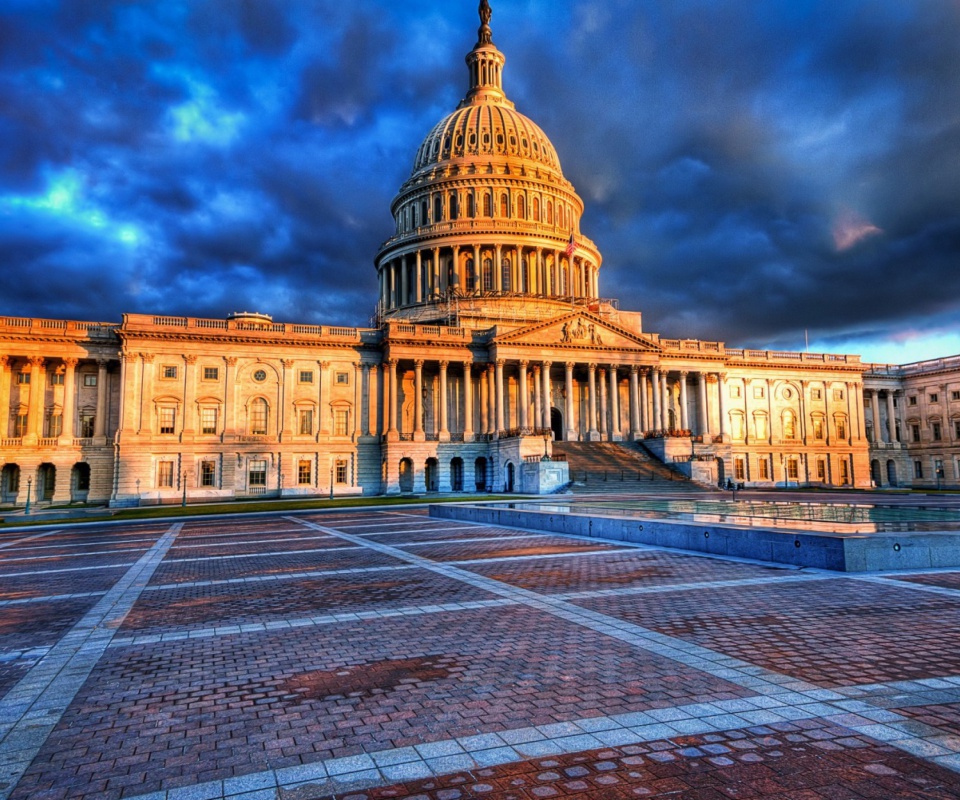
[1,6,957,507]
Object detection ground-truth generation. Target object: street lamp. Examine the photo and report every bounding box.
[135,478,141,508]
[25,476,32,515]
[181,467,187,507]
[330,464,335,500]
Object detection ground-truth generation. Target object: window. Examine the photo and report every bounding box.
[955,420,960,439]
[203,366,219,381]
[753,385,765,400]
[249,399,268,435]
[912,424,921,443]
[335,372,349,385]
[952,391,960,401]
[80,414,95,438]
[754,416,767,440]
[783,410,797,440]
[334,409,349,437]
[200,461,216,487]
[930,393,940,404]
[909,396,918,406]
[298,409,314,435]
[811,388,822,401]
[833,388,844,401]
[299,370,314,384]
[836,418,847,440]
[502,258,512,292]
[914,460,924,479]
[731,414,745,440]
[839,460,849,485]
[734,458,745,481]
[816,460,826,481]
[158,461,174,488]
[482,258,494,291]
[933,422,942,441]
[49,372,64,386]
[483,192,492,217]
[161,366,177,380]
[46,413,62,437]
[812,418,825,440]
[253,369,267,382]
[17,372,30,385]
[14,413,28,437]
[729,385,741,399]
[298,460,312,485]
[758,458,769,480]
[201,407,218,435]
[787,458,800,480]
[335,458,348,484]
[159,407,176,434]
[249,460,267,487]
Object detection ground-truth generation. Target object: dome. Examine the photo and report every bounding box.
[412,103,563,176]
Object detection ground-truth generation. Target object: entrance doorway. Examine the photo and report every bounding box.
[886,460,898,487]
[870,459,882,486]
[505,462,515,492]
[425,458,439,492]
[450,458,464,492]
[72,463,91,501]
[399,458,414,492]
[1,464,20,503]
[550,408,563,441]
[38,463,56,501]
[474,457,487,491]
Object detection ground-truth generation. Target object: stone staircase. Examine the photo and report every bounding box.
[552,441,703,494]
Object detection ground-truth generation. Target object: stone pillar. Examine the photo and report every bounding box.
[487,365,497,436]
[472,245,480,293]
[61,357,79,441]
[541,361,552,430]
[629,366,640,439]
[0,356,9,438]
[495,359,506,433]
[318,361,330,435]
[698,372,709,436]
[479,365,489,434]
[532,366,542,432]
[415,251,423,303]
[414,360,425,441]
[463,363,474,441]
[439,361,450,441]
[494,244,503,292]
[362,364,373,436]
[432,247,441,297]
[639,368,649,433]
[870,389,881,442]
[587,363,599,440]
[182,355,198,438]
[23,357,45,442]
[651,368,661,434]
[565,362,576,440]
[221,357,235,438]
[608,365,622,441]
[717,373,729,440]
[354,362,363,440]
[94,359,109,439]
[518,361,529,430]
[886,391,897,443]
[386,360,399,440]
[598,368,607,438]
[679,372,689,431]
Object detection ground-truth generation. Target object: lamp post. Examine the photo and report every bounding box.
[24,476,32,515]
[181,467,187,507]
[330,464,335,500]
[135,478,141,508]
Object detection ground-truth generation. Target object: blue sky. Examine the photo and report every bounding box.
[1,0,958,364]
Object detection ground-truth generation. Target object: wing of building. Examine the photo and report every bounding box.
[1,6,957,507]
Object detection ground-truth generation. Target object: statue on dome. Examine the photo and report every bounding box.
[478,0,493,44]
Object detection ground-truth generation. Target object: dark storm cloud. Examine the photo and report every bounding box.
[0,0,958,359]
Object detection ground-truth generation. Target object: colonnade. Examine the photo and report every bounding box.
[0,355,111,443]
[866,388,901,443]
[378,242,600,310]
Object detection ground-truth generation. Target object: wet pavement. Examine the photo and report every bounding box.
[3,508,960,799]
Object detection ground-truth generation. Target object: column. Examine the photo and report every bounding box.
[541,361,552,430]
[679,372,690,431]
[415,251,423,303]
[518,361,529,430]
[94,359,109,439]
[388,262,397,308]
[651,368,661,434]
[663,376,672,431]
[598,368,607,438]
[221,357,235,438]
[319,361,330,435]
[438,361,450,441]
[870,389,881,442]
[697,372,709,436]
[494,244,503,292]
[717,372,729,440]
[629,366,640,439]
[386,360,398,440]
[414,360,425,441]
[354,363,363,440]
[532,366,542,432]
[565,362,576,440]
[432,247,441,297]
[495,359,506,433]
[182,355,198,437]
[24,357,44,441]
[479,365,489,434]
[0,357,9,438]
[487,365,497,436]
[608,365,622,440]
[886,390,897,443]
[463,363,474,441]
[61,357,79,441]
[639,368,649,433]
[587,363,599,440]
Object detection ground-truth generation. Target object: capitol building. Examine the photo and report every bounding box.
[1,4,958,508]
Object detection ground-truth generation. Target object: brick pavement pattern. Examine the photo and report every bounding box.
[2,510,960,800]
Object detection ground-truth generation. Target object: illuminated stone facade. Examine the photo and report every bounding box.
[1,6,956,507]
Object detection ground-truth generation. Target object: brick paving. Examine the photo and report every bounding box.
[3,509,960,800]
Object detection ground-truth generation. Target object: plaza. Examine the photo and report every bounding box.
[4,497,960,799]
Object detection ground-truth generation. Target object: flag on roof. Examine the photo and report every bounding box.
[565,233,576,257]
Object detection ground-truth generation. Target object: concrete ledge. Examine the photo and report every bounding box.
[430,503,960,572]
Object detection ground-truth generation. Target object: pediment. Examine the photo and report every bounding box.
[494,312,661,352]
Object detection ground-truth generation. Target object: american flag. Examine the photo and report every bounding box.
[565,233,576,257]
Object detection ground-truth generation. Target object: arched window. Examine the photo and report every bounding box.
[835,415,848,440]
[467,194,475,217]
[433,195,443,223]
[483,193,492,217]
[783,409,797,440]
[482,258,493,291]
[731,413,745,440]
[754,414,768,441]
[412,204,418,227]
[249,399,268,436]
[421,200,428,224]
[533,197,540,221]
[500,193,509,218]
[547,200,554,225]
[466,258,476,292]
[521,257,529,292]
[517,195,526,219]
[501,258,512,292]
